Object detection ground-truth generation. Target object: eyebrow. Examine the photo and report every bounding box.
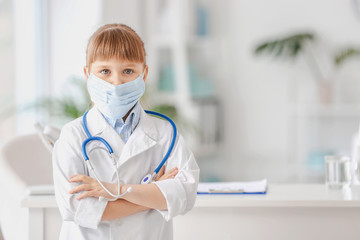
[95,63,138,68]
[123,63,138,67]
[96,65,111,68]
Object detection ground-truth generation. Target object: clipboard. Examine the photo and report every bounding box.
[197,179,267,195]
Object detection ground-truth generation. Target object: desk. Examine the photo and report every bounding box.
[21,184,360,240]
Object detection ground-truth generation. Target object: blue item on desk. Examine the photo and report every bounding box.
[197,180,268,195]
[197,191,267,195]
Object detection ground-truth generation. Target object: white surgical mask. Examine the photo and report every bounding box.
[87,71,146,120]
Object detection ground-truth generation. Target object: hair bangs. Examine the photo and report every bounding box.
[86,24,146,66]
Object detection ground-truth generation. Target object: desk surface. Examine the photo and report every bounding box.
[21,184,360,209]
[196,184,360,207]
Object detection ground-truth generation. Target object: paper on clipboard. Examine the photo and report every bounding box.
[197,179,267,194]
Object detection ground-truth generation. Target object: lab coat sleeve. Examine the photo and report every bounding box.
[52,123,108,229]
[153,135,200,221]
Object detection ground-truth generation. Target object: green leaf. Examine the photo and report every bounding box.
[254,32,315,59]
[150,104,178,121]
[16,77,92,125]
[334,47,360,66]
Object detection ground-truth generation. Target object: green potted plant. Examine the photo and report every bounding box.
[254,31,333,104]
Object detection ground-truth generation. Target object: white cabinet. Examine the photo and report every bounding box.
[143,0,221,159]
[289,103,360,182]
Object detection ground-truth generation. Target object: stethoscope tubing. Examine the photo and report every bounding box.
[144,110,177,174]
[82,136,113,161]
[81,109,177,194]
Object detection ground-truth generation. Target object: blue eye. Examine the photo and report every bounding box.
[124,69,133,74]
[101,69,110,74]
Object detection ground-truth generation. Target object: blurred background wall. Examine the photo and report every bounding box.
[2,0,360,184]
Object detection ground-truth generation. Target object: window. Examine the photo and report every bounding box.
[0,0,15,143]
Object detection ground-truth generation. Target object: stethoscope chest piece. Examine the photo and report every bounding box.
[81,109,177,196]
[141,173,152,184]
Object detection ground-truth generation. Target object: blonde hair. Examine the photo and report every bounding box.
[86,24,146,68]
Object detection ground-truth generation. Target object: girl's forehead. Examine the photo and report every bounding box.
[91,57,144,67]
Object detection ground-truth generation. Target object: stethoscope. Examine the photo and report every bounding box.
[81,110,177,201]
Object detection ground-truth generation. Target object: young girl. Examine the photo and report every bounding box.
[52,23,200,239]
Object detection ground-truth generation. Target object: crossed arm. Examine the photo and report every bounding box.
[69,166,178,221]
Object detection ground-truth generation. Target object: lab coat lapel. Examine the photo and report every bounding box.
[117,107,158,167]
[86,107,125,160]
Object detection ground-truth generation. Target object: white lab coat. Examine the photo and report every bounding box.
[52,106,200,240]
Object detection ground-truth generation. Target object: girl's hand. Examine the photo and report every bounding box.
[69,166,179,200]
[155,166,178,181]
[69,175,118,200]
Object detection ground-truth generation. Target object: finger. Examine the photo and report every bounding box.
[159,165,165,176]
[76,191,93,200]
[170,170,178,176]
[169,172,179,179]
[72,174,92,180]
[69,184,91,194]
[165,167,178,176]
[165,172,177,179]
[158,169,178,181]
[165,167,178,174]
[165,173,176,179]
[70,174,83,180]
[155,165,166,181]
[69,175,90,183]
